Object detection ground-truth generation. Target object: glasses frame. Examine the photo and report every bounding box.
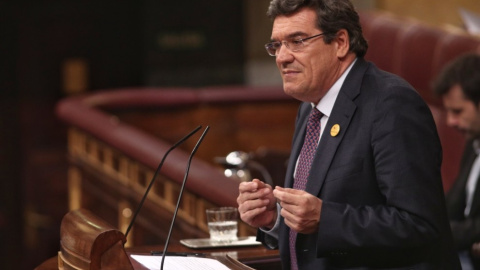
[264,32,326,56]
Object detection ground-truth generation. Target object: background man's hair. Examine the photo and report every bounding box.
[432,53,480,105]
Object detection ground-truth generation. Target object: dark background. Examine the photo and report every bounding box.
[0,1,244,269]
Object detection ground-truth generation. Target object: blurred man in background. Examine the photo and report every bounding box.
[433,53,480,270]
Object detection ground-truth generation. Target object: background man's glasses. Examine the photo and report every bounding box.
[264,33,326,56]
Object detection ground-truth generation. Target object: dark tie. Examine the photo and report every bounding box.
[289,107,322,270]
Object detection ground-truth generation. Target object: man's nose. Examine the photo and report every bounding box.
[275,44,294,64]
[446,113,458,128]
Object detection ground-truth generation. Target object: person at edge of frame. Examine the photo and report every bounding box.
[433,53,480,270]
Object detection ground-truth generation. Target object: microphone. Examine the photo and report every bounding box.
[124,125,202,239]
[160,126,210,270]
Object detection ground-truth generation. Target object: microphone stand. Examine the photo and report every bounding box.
[124,125,202,239]
[160,126,209,270]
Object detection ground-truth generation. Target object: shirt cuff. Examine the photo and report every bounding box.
[259,203,281,239]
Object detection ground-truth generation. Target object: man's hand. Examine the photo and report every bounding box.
[273,186,322,234]
[237,179,277,229]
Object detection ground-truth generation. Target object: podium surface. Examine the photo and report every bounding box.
[39,208,280,270]
[35,243,280,270]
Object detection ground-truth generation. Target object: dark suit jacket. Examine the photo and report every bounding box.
[446,140,480,268]
[259,58,460,269]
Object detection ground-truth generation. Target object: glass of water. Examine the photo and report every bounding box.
[206,207,238,243]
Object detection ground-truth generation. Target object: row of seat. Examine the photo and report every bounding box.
[360,10,480,106]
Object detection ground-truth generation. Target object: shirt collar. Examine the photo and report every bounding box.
[473,139,480,155]
[313,58,357,116]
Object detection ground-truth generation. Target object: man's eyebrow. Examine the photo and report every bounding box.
[270,31,307,41]
[287,31,308,39]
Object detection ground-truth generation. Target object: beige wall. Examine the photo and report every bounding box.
[376,0,480,27]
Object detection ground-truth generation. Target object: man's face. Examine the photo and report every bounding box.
[443,84,480,140]
[271,8,341,103]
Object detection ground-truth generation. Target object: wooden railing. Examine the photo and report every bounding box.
[56,86,300,247]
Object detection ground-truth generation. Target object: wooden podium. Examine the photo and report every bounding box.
[58,209,133,270]
[38,209,280,270]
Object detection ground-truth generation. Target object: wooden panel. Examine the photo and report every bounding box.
[113,101,299,162]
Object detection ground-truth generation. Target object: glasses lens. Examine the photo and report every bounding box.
[265,42,278,56]
[289,40,304,51]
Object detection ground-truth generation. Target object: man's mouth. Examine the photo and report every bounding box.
[282,70,301,79]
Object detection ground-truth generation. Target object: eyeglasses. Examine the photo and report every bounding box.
[264,33,326,56]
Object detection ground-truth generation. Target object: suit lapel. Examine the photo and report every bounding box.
[469,175,480,216]
[305,93,356,195]
[305,59,367,195]
[464,145,480,217]
[446,142,476,218]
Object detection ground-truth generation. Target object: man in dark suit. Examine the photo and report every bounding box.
[433,53,480,270]
[237,0,460,269]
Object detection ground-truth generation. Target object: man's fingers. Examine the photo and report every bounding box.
[274,186,306,196]
[239,197,269,213]
[273,186,306,205]
[238,181,259,193]
[237,179,275,224]
[240,205,267,221]
[238,179,271,194]
[252,178,267,189]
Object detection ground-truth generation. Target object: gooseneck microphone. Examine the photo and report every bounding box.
[124,125,202,239]
[160,126,210,270]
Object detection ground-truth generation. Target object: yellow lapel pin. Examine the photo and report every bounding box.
[330,124,340,137]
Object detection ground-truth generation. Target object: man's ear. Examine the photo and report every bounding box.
[334,29,350,58]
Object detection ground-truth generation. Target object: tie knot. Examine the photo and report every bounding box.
[310,107,323,121]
